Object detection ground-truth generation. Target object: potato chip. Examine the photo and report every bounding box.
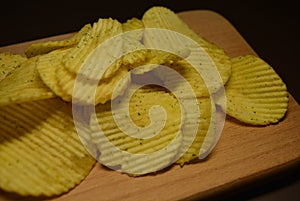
[0,52,27,81]
[142,6,231,86]
[36,48,72,101]
[176,97,217,165]
[122,17,190,75]
[156,59,215,98]
[56,59,130,105]
[121,32,149,70]
[0,56,55,106]
[89,85,182,175]
[122,17,144,41]
[121,18,158,75]
[63,18,123,80]
[221,55,288,125]
[25,23,92,58]
[0,98,95,196]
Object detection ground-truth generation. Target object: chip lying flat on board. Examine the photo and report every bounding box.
[0,98,95,196]
[220,55,289,125]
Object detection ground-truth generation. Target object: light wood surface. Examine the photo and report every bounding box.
[0,10,299,201]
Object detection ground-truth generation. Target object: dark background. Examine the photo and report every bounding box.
[1,0,299,200]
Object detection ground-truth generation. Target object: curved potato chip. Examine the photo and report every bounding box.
[36,48,72,101]
[142,6,231,86]
[152,45,224,98]
[176,97,217,165]
[56,61,130,105]
[89,85,182,175]
[121,33,149,69]
[121,18,155,74]
[122,17,144,41]
[0,56,55,106]
[0,52,27,81]
[25,23,92,58]
[122,17,189,75]
[0,98,95,196]
[63,18,123,80]
[221,55,288,125]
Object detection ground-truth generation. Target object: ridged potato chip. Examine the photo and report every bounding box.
[176,97,217,165]
[157,57,219,98]
[36,48,72,101]
[142,6,231,86]
[56,59,130,105]
[122,17,144,41]
[0,98,95,196]
[63,18,123,80]
[122,18,161,75]
[0,52,27,81]
[89,85,182,175]
[25,23,92,58]
[121,31,149,70]
[0,56,55,106]
[221,55,288,125]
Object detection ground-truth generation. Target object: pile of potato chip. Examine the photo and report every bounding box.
[0,6,288,197]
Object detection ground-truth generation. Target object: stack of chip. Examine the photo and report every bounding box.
[0,6,288,197]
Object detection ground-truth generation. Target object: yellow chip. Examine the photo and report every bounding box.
[176,97,217,165]
[221,55,288,125]
[0,52,27,81]
[89,85,182,175]
[122,17,189,75]
[25,23,92,58]
[63,18,123,80]
[122,17,144,41]
[122,18,160,75]
[0,98,95,196]
[56,61,130,105]
[152,45,224,98]
[156,59,215,98]
[36,48,72,101]
[0,56,55,106]
[121,33,149,69]
[142,6,231,86]
[55,63,75,102]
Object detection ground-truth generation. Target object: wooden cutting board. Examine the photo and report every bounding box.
[0,10,300,201]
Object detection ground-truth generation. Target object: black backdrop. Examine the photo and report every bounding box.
[1,1,300,200]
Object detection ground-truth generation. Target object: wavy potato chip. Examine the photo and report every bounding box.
[122,17,144,41]
[121,33,149,69]
[36,48,72,101]
[156,56,221,98]
[221,55,288,125]
[0,52,27,81]
[25,23,92,58]
[89,85,182,175]
[176,97,217,165]
[56,59,130,105]
[0,56,55,106]
[0,98,95,196]
[142,6,231,86]
[63,18,123,80]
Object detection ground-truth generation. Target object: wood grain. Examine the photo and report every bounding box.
[0,10,300,201]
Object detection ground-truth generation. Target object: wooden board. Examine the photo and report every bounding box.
[0,10,300,201]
